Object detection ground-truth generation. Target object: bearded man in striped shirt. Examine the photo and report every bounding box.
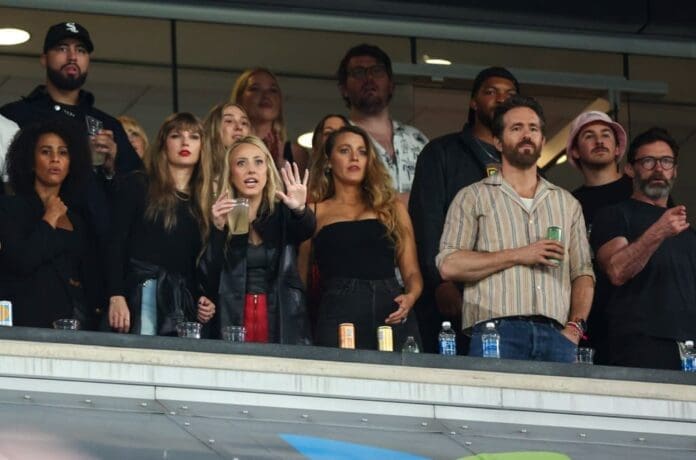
[436,95,595,363]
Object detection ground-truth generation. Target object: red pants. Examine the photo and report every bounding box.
[244,293,268,343]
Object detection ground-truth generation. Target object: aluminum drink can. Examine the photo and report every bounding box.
[339,323,355,349]
[546,226,563,266]
[377,326,393,351]
[0,300,12,326]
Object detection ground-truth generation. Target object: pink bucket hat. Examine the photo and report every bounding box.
[566,111,628,169]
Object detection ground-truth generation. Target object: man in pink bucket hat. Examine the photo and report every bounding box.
[566,111,630,365]
[567,111,630,231]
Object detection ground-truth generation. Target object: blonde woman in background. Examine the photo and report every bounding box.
[118,115,149,160]
[230,68,308,173]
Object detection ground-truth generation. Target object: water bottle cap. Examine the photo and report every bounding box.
[442,321,451,328]
[485,321,495,329]
[686,340,694,347]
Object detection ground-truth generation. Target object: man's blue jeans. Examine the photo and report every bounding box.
[468,317,577,363]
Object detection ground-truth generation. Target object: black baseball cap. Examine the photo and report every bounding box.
[43,22,94,53]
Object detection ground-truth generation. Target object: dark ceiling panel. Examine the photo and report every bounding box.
[177,0,651,35]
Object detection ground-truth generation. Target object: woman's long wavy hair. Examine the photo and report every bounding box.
[203,102,249,180]
[144,112,211,239]
[218,135,283,238]
[230,68,287,146]
[312,125,405,254]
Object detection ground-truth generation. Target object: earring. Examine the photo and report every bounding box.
[324,166,332,175]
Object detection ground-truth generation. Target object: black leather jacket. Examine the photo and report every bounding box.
[200,203,315,344]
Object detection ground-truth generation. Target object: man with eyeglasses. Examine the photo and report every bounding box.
[591,127,696,370]
[337,44,428,200]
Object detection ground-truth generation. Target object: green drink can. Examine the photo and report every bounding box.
[547,226,563,266]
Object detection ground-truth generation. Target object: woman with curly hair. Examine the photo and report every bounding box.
[200,136,314,343]
[106,112,216,335]
[0,119,94,328]
[230,68,308,172]
[299,125,422,350]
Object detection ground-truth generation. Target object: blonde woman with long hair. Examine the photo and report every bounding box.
[107,112,216,335]
[199,136,314,343]
[299,125,422,350]
[202,102,251,185]
[230,68,308,172]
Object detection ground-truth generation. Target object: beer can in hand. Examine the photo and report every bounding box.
[339,323,355,349]
[546,225,563,266]
[377,326,393,351]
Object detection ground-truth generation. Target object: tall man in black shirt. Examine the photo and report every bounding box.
[565,111,629,363]
[591,127,696,370]
[408,67,519,352]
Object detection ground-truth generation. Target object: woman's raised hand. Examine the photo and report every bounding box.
[211,191,236,230]
[276,162,308,212]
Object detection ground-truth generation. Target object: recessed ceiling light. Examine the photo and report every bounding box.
[555,154,567,165]
[0,28,30,46]
[297,131,313,150]
[424,55,451,66]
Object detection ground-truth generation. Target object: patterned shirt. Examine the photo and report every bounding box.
[359,120,428,193]
[436,173,594,330]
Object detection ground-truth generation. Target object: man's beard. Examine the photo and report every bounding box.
[352,87,392,115]
[503,139,542,169]
[47,67,87,91]
[635,173,674,200]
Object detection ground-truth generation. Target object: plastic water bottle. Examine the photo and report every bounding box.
[681,340,696,372]
[481,322,500,358]
[402,336,420,353]
[438,321,457,356]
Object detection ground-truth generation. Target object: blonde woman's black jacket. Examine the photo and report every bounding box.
[200,203,315,344]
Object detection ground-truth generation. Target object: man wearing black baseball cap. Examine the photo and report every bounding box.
[0,22,143,329]
[0,21,141,180]
[408,66,519,353]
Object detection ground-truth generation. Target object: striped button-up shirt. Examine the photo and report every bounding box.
[436,173,594,330]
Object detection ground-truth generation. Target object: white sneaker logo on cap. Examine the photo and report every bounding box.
[65,22,78,33]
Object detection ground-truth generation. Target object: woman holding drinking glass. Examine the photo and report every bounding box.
[106,112,216,335]
[200,136,314,344]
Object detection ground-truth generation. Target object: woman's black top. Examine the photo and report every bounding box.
[105,172,202,334]
[106,172,202,298]
[314,219,395,280]
[0,191,91,328]
[246,242,270,294]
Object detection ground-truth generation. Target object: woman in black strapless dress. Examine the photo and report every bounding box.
[299,125,422,350]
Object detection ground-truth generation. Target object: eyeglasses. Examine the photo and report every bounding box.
[632,156,676,170]
[346,64,388,80]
